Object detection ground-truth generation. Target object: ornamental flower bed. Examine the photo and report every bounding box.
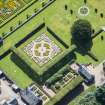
[24,34,61,66]
[0,0,20,15]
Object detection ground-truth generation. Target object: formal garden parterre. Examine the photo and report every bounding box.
[24,34,62,66]
[0,0,105,105]
[13,24,68,77]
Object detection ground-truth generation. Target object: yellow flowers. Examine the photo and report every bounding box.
[0,1,4,9]
[7,0,17,9]
[0,0,17,10]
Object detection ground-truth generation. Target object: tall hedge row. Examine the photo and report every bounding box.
[47,27,69,49]
[46,76,83,105]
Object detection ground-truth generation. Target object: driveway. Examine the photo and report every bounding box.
[0,79,18,101]
[0,79,26,105]
[87,61,105,86]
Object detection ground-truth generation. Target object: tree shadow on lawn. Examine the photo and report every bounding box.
[10,53,41,84]
[71,38,93,56]
[55,84,84,105]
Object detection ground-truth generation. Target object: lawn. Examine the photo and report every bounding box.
[76,31,105,65]
[0,53,33,89]
[16,26,66,76]
[0,0,105,89]
[0,0,105,62]
[91,32,105,64]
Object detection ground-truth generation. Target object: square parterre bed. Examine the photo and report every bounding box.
[16,25,67,76]
[24,33,62,66]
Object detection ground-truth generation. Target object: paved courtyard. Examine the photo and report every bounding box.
[87,61,105,86]
[0,79,25,105]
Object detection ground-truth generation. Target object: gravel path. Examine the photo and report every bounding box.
[87,61,105,86]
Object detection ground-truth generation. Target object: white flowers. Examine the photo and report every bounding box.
[24,34,61,66]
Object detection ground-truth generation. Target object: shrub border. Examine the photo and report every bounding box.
[46,76,83,105]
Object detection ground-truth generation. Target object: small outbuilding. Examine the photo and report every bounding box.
[0,70,3,78]
[78,64,94,84]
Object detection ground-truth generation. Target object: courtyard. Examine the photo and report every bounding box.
[87,61,105,86]
[0,78,25,105]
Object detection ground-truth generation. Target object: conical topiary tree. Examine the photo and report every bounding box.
[0,37,3,46]
[95,8,98,13]
[64,4,68,10]
[100,13,104,18]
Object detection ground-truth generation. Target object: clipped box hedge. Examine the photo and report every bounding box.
[10,45,76,83]
[46,76,83,105]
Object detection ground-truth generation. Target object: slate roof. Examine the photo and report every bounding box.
[78,65,94,81]
[20,88,42,105]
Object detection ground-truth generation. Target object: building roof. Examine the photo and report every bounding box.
[78,65,93,81]
[12,84,19,90]
[20,88,42,105]
[3,98,18,105]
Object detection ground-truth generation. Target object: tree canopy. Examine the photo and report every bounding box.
[77,84,105,105]
[95,84,105,104]
[71,19,92,44]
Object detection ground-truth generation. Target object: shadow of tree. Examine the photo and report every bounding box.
[71,38,93,56]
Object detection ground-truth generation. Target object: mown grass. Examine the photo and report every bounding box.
[0,53,33,89]
[17,27,66,75]
[0,0,105,89]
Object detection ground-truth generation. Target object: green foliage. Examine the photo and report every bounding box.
[77,93,100,105]
[77,84,105,105]
[71,19,92,43]
[95,84,105,104]
[46,76,83,105]
[45,66,70,87]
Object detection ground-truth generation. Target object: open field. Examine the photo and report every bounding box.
[0,0,105,104]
